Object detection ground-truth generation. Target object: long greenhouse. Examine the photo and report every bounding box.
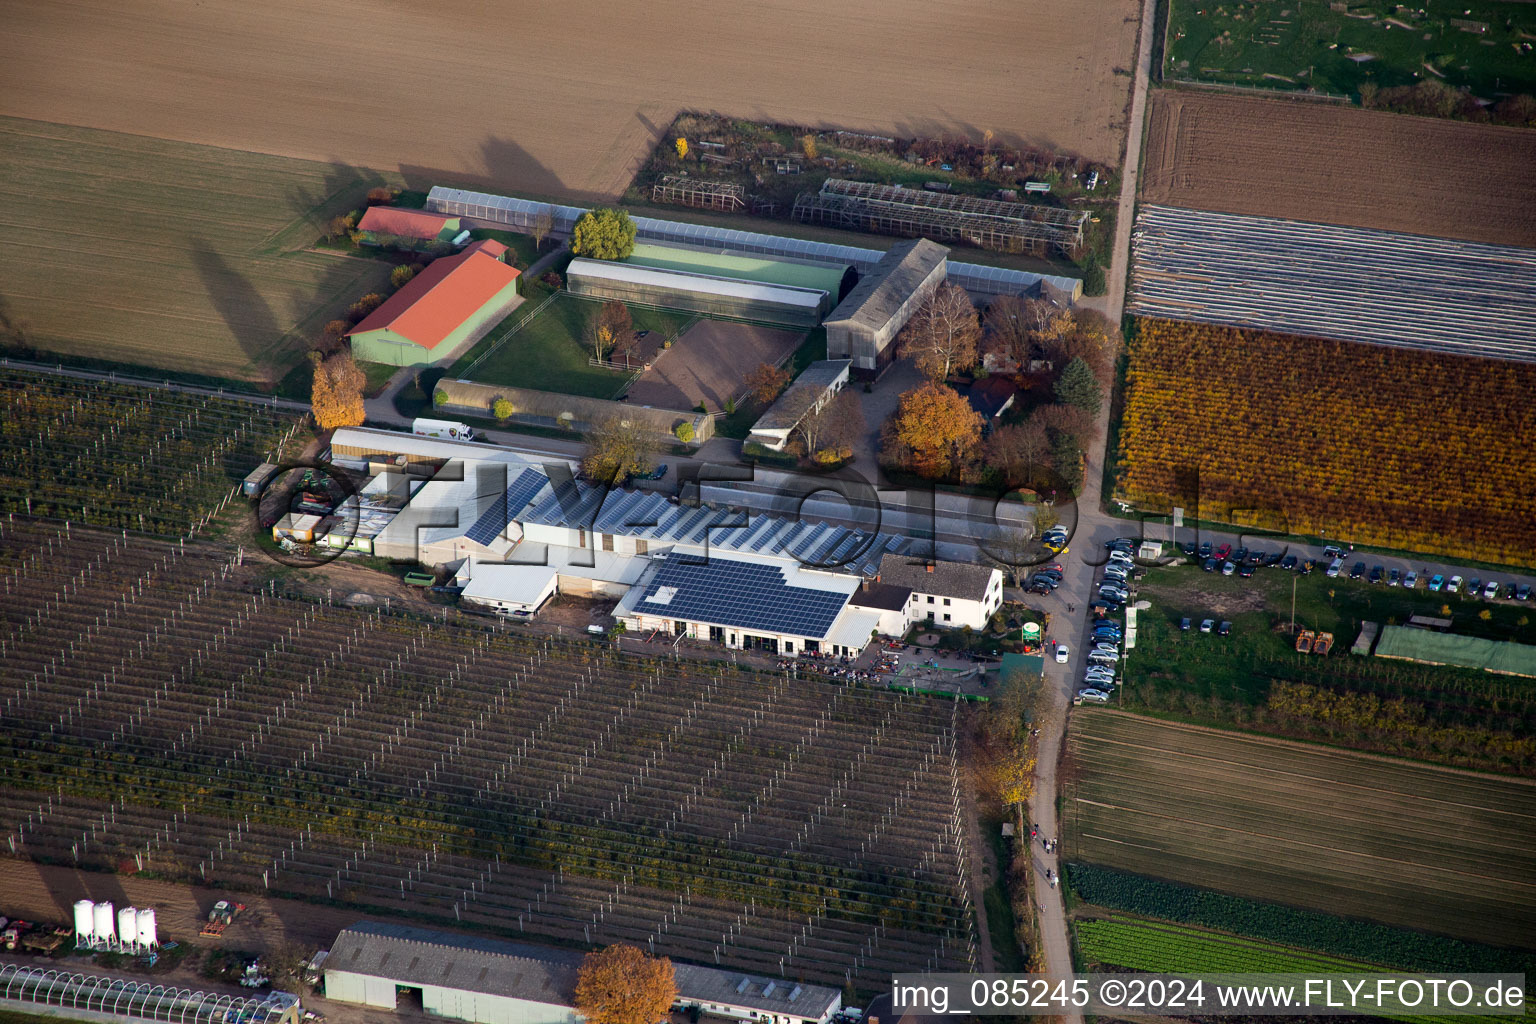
[0,966,301,1024]
[565,259,830,326]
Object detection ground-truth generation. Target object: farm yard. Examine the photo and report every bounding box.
[1114,319,1536,568]
[1060,713,1536,950]
[1163,0,1536,98]
[0,0,1140,206]
[0,116,394,383]
[0,368,299,535]
[1115,563,1536,774]
[625,321,807,414]
[1127,205,1536,361]
[1139,91,1536,248]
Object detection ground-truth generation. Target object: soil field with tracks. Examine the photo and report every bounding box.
[0,0,1140,203]
[0,116,391,383]
[1140,91,1536,248]
[1062,712,1536,950]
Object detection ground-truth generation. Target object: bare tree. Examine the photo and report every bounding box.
[529,208,555,251]
[986,422,1051,487]
[792,389,864,458]
[982,294,1032,370]
[900,283,980,382]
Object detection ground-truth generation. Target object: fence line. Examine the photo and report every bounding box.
[1165,78,1355,103]
[457,290,562,380]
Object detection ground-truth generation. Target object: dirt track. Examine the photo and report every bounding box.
[1140,90,1536,248]
[0,0,1139,202]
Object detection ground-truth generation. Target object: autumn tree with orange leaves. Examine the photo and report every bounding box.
[882,382,983,479]
[310,351,366,431]
[574,945,676,1024]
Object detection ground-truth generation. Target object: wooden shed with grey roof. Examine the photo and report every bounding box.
[324,921,580,1024]
[823,238,948,373]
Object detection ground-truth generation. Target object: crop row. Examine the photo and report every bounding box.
[1074,916,1521,1024]
[0,524,977,988]
[1114,319,1536,569]
[0,369,297,535]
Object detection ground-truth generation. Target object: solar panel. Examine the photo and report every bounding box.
[632,556,850,638]
[463,469,546,547]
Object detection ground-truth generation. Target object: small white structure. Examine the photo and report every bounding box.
[746,359,851,452]
[91,901,115,948]
[117,907,139,952]
[136,908,158,950]
[72,900,94,950]
[671,964,841,1024]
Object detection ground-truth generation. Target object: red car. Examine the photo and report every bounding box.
[1213,543,1232,561]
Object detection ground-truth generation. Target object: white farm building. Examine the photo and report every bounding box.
[323,922,841,1024]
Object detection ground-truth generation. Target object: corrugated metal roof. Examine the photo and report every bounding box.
[347,245,520,350]
[752,360,850,432]
[568,258,825,308]
[626,242,847,293]
[671,963,840,1018]
[327,921,579,1005]
[357,206,453,240]
[824,238,949,332]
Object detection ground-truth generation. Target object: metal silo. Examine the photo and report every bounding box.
[73,900,94,949]
[136,908,158,949]
[118,906,138,951]
[92,900,115,947]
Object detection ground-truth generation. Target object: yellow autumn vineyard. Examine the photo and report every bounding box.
[1115,320,1536,568]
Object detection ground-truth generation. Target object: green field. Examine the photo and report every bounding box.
[0,116,393,383]
[1119,564,1536,773]
[1165,0,1536,96]
[1062,712,1536,949]
[450,292,692,399]
[1076,916,1525,1024]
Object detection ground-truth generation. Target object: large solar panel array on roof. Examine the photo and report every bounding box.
[463,468,548,547]
[631,556,850,637]
[425,186,1081,298]
[512,476,906,576]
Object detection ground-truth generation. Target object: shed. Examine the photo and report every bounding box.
[242,462,277,497]
[747,359,851,451]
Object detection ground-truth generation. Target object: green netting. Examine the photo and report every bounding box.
[1374,625,1536,678]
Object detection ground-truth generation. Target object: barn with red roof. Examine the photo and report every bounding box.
[347,240,521,367]
[356,206,461,246]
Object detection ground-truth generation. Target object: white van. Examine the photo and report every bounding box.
[1325,557,1343,578]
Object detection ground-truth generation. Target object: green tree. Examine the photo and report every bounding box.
[390,264,418,289]
[570,208,637,260]
[492,397,514,420]
[674,421,695,443]
[1054,356,1102,414]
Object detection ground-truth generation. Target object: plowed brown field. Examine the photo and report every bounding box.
[0,0,1140,202]
[1141,90,1536,248]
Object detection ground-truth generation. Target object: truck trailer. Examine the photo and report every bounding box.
[411,418,476,441]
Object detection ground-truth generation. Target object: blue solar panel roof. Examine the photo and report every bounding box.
[464,469,547,546]
[631,556,851,638]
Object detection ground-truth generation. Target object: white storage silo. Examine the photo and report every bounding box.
[136,908,158,949]
[118,907,139,951]
[73,900,94,948]
[92,900,115,947]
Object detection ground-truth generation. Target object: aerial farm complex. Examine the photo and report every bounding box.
[1,3,1535,1024]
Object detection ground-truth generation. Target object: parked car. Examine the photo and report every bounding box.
[1428,574,1445,592]
[1179,617,1191,631]
[1368,566,1383,585]
[1199,542,1212,558]
[1265,552,1285,567]
[1484,581,1500,600]
[1518,584,1532,602]
[1350,562,1366,580]
[1055,644,1070,664]
[1388,569,1401,587]
[1504,583,1519,600]
[1077,689,1111,703]
[1221,561,1236,576]
[1282,555,1299,572]
[1214,544,1232,561]
[1217,621,1232,636]
[1448,575,1463,594]
[1200,618,1216,633]
[1233,547,1248,563]
[1322,544,1343,559]
[1202,557,1218,573]
[1468,577,1482,596]
[1239,563,1256,578]
[1404,571,1418,589]
[1325,558,1343,578]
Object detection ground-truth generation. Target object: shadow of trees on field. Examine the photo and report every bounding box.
[192,240,283,380]
[283,159,393,242]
